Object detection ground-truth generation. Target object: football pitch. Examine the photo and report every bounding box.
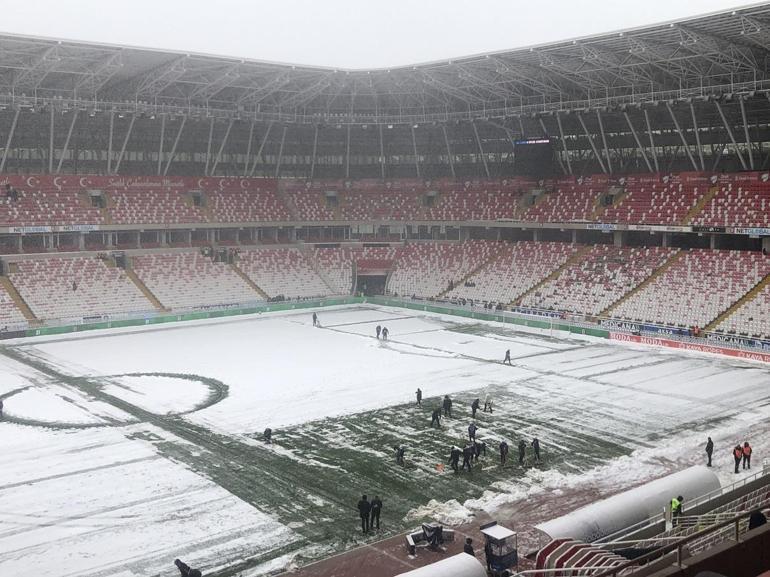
[1,305,769,577]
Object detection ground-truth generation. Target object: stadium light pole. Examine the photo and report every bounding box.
[555,112,573,175]
[595,110,612,175]
[689,102,706,172]
[643,109,659,173]
[623,112,653,173]
[666,102,698,172]
[164,116,187,176]
[0,107,19,173]
[714,100,748,171]
[577,113,607,174]
[739,97,755,170]
[57,109,79,174]
[441,125,455,178]
[156,114,166,176]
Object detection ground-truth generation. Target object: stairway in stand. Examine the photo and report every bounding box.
[0,275,38,323]
[704,272,770,333]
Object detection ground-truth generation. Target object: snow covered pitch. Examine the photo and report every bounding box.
[1,304,769,577]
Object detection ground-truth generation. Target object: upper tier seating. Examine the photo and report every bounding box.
[284,187,336,221]
[108,187,206,225]
[425,187,522,221]
[208,188,292,222]
[520,245,677,316]
[132,252,257,310]
[0,187,103,226]
[690,182,770,228]
[237,248,332,298]
[9,256,152,320]
[600,179,707,225]
[520,182,602,222]
[714,283,770,340]
[611,250,770,329]
[387,240,501,298]
[445,241,579,304]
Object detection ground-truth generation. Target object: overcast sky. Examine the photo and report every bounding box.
[0,0,759,68]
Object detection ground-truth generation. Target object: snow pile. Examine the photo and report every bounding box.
[405,499,476,526]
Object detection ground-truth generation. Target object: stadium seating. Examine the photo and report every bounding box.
[0,285,29,327]
[132,252,258,309]
[520,245,677,316]
[387,240,501,298]
[600,178,707,225]
[284,186,336,221]
[691,182,770,228]
[208,188,292,222]
[520,181,602,222]
[8,256,152,320]
[445,241,579,304]
[610,250,770,329]
[108,187,206,225]
[0,187,103,226]
[425,186,522,221]
[236,248,332,298]
[714,283,770,339]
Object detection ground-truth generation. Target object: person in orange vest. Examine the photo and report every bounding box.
[743,442,753,470]
[733,444,744,474]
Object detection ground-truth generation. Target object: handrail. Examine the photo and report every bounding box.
[591,506,764,577]
[594,468,770,543]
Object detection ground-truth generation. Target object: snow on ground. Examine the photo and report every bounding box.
[103,374,210,415]
[2,304,770,576]
[0,424,297,577]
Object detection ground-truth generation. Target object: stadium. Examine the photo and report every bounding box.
[1,2,770,577]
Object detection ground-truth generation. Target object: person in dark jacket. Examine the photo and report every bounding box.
[448,446,461,472]
[431,406,441,428]
[381,327,389,340]
[468,422,478,442]
[532,438,541,463]
[461,444,474,471]
[357,495,371,534]
[174,559,202,577]
[484,539,493,571]
[499,440,509,465]
[503,349,512,365]
[471,398,480,418]
[370,496,382,530]
[473,440,486,462]
[394,445,406,466]
[312,312,318,327]
[518,439,527,465]
[463,537,475,556]
[748,509,767,530]
[376,325,382,339]
[416,388,422,406]
[0,398,3,419]
[263,428,272,444]
[443,395,453,418]
[705,437,714,467]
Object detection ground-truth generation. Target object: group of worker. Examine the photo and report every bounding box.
[705,437,753,474]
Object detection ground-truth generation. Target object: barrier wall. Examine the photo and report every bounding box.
[609,332,770,363]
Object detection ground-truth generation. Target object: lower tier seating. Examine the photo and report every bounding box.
[714,282,770,340]
[520,245,677,316]
[0,285,29,327]
[132,252,257,310]
[9,256,152,320]
[445,241,579,304]
[610,250,770,329]
[237,248,332,299]
[387,240,501,298]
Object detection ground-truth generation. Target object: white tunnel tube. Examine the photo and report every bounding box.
[535,466,721,543]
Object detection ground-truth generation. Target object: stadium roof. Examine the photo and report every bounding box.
[3,2,770,123]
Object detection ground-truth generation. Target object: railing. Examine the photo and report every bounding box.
[594,468,770,544]
[514,506,768,577]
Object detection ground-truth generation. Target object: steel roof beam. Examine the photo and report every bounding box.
[73,50,123,99]
[135,55,188,99]
[577,113,607,173]
[12,44,60,91]
[714,100,748,170]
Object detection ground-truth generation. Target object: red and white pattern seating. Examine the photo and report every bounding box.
[237,248,332,298]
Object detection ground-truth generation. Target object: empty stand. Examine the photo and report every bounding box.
[132,252,258,310]
[108,186,206,225]
[611,250,770,329]
[208,187,292,222]
[715,280,770,339]
[600,178,708,225]
[521,181,603,222]
[236,248,332,299]
[520,245,677,316]
[691,180,770,228]
[8,256,153,320]
[445,241,579,304]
